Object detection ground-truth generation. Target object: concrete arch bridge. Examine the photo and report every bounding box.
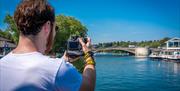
[93,47,136,55]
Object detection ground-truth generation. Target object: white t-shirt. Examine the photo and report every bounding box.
[0,52,82,91]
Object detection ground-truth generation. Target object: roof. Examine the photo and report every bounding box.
[0,37,16,48]
[0,37,11,42]
[165,37,180,43]
[0,41,16,48]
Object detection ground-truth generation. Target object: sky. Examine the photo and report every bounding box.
[0,0,180,43]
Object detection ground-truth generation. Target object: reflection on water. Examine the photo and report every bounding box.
[173,63,180,74]
[95,56,180,91]
[135,57,147,61]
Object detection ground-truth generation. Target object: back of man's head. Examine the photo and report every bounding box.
[14,0,55,36]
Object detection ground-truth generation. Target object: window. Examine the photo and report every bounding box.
[174,42,178,47]
[168,42,173,47]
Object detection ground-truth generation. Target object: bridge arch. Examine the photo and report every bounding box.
[94,47,135,55]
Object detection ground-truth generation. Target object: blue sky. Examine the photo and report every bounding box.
[0,0,180,43]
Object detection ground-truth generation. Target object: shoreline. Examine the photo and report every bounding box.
[149,57,180,63]
[94,53,180,63]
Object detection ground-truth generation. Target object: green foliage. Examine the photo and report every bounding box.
[3,14,19,44]
[72,59,85,73]
[159,37,170,46]
[0,29,11,40]
[53,15,88,72]
[96,38,171,48]
[53,15,88,53]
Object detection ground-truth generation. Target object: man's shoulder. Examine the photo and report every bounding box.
[54,58,82,91]
[0,52,66,74]
[0,52,64,64]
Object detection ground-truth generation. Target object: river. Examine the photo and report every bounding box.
[95,56,180,91]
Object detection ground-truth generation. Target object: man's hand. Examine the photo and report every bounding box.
[62,51,80,62]
[63,37,91,62]
[63,37,96,91]
[79,37,91,52]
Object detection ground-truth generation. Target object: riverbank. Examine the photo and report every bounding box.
[150,57,180,63]
[94,52,130,57]
[95,52,180,63]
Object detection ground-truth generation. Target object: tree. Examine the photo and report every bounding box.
[4,14,19,44]
[0,29,11,40]
[159,37,170,47]
[3,14,88,53]
[53,15,88,53]
[54,15,88,73]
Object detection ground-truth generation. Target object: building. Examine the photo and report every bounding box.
[0,37,16,55]
[150,37,180,60]
[166,37,180,50]
[135,47,149,57]
[128,45,136,48]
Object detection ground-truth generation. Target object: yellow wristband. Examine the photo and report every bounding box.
[84,52,91,60]
[85,57,96,66]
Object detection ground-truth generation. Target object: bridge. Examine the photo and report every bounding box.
[93,47,179,57]
[93,47,136,54]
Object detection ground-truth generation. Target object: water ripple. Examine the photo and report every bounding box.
[95,56,180,91]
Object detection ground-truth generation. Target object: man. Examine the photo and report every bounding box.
[0,0,96,91]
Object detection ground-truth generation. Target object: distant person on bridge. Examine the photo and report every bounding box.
[0,0,96,91]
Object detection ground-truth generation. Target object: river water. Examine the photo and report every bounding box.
[95,56,180,91]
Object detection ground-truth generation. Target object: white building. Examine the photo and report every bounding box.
[0,37,16,55]
[149,37,180,60]
[128,45,136,48]
[135,47,149,57]
[165,37,180,50]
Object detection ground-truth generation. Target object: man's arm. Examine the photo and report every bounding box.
[80,65,96,91]
[79,38,96,91]
[62,37,96,91]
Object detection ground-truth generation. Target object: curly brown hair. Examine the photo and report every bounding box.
[14,0,55,36]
